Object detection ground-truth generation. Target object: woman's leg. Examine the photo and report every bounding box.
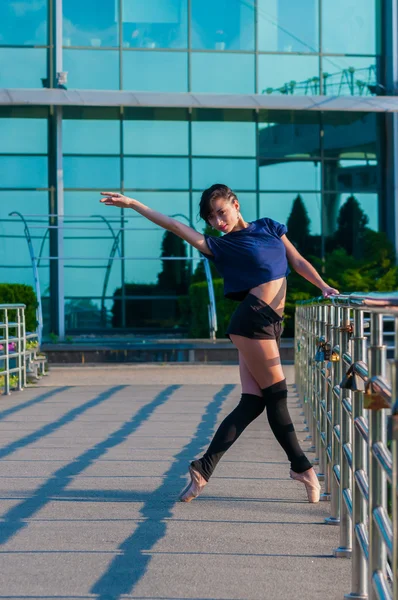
[229,335,313,474]
[180,353,267,501]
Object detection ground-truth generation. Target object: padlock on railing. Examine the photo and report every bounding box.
[314,347,325,362]
[331,345,340,362]
[339,361,367,392]
[364,376,392,410]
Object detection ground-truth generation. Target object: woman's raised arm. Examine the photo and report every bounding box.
[100,192,213,256]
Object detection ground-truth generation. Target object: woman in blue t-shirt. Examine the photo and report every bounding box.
[100,184,339,504]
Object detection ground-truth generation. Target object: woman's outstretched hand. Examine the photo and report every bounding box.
[100,192,133,208]
[321,285,340,298]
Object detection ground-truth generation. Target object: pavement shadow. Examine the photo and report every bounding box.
[0,386,71,422]
[0,385,126,461]
[0,383,148,544]
[90,384,235,600]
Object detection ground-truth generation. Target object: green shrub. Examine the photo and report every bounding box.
[0,284,38,332]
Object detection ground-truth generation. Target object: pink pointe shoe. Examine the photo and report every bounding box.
[290,467,321,503]
[179,466,207,502]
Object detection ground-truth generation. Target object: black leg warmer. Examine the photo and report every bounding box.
[191,393,266,481]
[262,380,312,473]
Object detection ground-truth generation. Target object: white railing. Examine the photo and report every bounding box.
[295,293,397,600]
[0,304,46,395]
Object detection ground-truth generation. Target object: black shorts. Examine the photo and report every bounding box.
[226,293,283,344]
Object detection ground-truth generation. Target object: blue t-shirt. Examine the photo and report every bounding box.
[202,217,289,301]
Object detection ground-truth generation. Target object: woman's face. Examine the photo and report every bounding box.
[207,198,239,233]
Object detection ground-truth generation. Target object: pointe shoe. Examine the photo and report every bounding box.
[290,467,321,503]
[179,466,207,502]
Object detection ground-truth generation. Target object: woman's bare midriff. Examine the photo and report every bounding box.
[249,277,286,317]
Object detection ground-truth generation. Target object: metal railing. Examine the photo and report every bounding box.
[0,304,26,395]
[295,293,398,600]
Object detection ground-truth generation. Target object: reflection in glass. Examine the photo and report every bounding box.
[0,48,47,88]
[0,119,48,153]
[322,0,378,55]
[323,113,377,160]
[259,161,321,191]
[63,50,119,90]
[191,0,254,50]
[0,0,47,45]
[123,51,188,92]
[124,120,189,155]
[257,0,318,53]
[0,157,48,188]
[192,158,256,190]
[324,159,378,193]
[124,192,190,283]
[335,193,379,231]
[258,54,319,96]
[321,56,379,96]
[122,0,188,49]
[63,0,118,46]
[63,120,120,154]
[258,54,319,95]
[258,111,320,159]
[124,158,189,189]
[192,120,256,157]
[191,53,255,94]
[260,192,321,235]
[64,157,121,188]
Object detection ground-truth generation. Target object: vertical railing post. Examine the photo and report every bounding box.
[345,308,368,599]
[322,304,334,499]
[392,316,398,600]
[308,304,317,453]
[4,308,10,396]
[334,306,352,556]
[21,307,26,389]
[368,313,387,600]
[16,307,23,391]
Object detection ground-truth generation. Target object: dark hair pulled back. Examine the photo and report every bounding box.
[199,184,239,224]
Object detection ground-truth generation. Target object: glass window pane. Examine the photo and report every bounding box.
[0,191,50,297]
[324,159,378,193]
[0,119,48,154]
[63,191,122,297]
[321,56,379,96]
[124,192,190,282]
[322,0,378,55]
[124,158,189,189]
[259,111,320,159]
[259,161,321,191]
[63,120,120,154]
[258,54,319,95]
[332,193,379,231]
[124,120,189,155]
[191,53,255,94]
[191,0,254,50]
[260,192,322,235]
[63,0,118,47]
[258,0,318,53]
[64,50,119,90]
[0,0,47,45]
[192,120,256,157]
[323,113,378,160]
[123,51,188,92]
[0,48,47,88]
[122,0,188,49]
[64,157,121,188]
[0,157,47,188]
[192,158,256,190]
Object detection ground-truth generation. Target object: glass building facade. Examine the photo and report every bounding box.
[0,0,396,338]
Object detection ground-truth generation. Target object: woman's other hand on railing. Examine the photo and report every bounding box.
[321,285,340,298]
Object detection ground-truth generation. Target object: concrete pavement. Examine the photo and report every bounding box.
[0,365,351,599]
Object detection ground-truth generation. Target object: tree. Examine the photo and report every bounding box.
[286,194,311,255]
[334,195,368,259]
[157,230,189,295]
